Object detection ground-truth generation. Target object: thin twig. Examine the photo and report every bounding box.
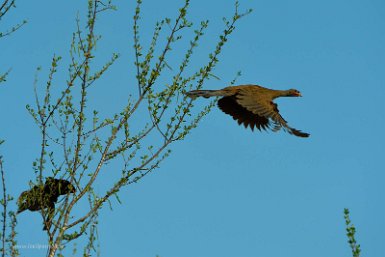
[0,156,7,257]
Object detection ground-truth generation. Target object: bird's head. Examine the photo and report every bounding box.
[286,89,302,97]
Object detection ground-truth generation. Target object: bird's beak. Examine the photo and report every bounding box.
[296,92,302,97]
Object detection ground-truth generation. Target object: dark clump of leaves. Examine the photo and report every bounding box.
[17,177,76,230]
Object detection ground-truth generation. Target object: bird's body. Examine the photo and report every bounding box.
[17,177,76,214]
[186,85,309,137]
[17,177,76,230]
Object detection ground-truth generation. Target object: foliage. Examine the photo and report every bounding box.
[344,208,361,257]
[0,0,26,38]
[5,0,252,256]
[0,156,19,257]
[0,0,26,84]
[1,1,23,256]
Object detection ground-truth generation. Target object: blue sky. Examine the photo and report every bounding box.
[1,0,385,256]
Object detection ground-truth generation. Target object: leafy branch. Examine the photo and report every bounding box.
[18,0,251,256]
[344,208,361,257]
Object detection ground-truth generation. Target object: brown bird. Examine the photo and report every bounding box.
[186,85,309,137]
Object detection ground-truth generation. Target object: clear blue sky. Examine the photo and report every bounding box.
[1,0,385,256]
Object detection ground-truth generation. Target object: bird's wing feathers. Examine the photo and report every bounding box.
[265,102,309,137]
[218,96,271,131]
[232,88,309,137]
[235,88,282,130]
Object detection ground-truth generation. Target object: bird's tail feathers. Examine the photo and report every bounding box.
[274,118,310,138]
[287,127,310,138]
[185,89,226,99]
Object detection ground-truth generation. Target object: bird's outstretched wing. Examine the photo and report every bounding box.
[218,96,273,131]
[235,91,309,137]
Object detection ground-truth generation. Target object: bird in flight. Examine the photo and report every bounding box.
[186,84,310,137]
